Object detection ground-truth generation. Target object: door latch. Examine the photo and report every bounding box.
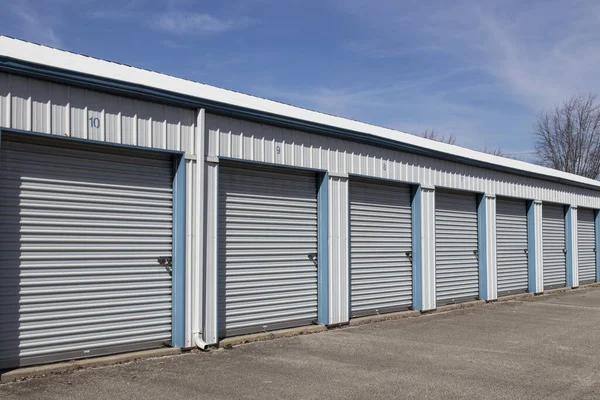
[308,253,318,267]
[405,251,412,262]
[158,256,173,275]
[473,249,479,261]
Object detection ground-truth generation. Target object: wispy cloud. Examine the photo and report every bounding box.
[86,2,253,38]
[336,0,600,111]
[325,0,600,151]
[251,73,503,151]
[10,0,63,47]
[159,39,189,49]
[462,1,600,110]
[153,12,251,35]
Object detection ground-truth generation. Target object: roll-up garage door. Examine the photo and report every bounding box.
[0,137,174,369]
[578,208,596,284]
[218,166,318,337]
[349,180,412,317]
[496,198,529,295]
[435,191,479,304]
[542,204,566,289]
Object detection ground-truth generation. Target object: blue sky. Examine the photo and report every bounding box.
[2,0,600,159]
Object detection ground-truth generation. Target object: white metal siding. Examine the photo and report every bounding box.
[0,139,173,369]
[349,180,412,316]
[435,191,479,304]
[328,176,349,325]
[206,114,600,210]
[496,198,528,295]
[0,72,196,153]
[542,204,566,289]
[578,209,596,284]
[218,166,318,337]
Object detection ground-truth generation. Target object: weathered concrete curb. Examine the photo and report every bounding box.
[1,348,181,384]
[349,310,421,326]
[542,287,573,296]
[436,299,486,312]
[219,325,327,348]
[496,292,535,302]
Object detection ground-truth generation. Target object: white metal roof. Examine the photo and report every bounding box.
[1,35,598,190]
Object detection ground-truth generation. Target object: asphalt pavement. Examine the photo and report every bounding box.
[3,287,600,399]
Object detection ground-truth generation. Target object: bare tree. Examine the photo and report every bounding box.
[418,128,508,158]
[534,93,600,179]
[420,128,457,145]
[483,146,505,157]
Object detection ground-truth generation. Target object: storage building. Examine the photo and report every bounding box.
[1,36,599,369]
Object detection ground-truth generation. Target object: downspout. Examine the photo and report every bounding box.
[193,332,208,350]
[193,108,208,351]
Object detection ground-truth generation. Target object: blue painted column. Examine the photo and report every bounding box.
[171,154,186,348]
[317,173,329,325]
[527,200,544,293]
[477,194,497,301]
[412,185,436,311]
[565,205,579,288]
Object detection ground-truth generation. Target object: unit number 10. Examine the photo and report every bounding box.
[89,117,100,128]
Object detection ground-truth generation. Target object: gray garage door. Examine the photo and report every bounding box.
[435,191,479,304]
[0,137,174,369]
[578,208,596,284]
[349,179,412,317]
[496,198,529,295]
[542,204,566,289]
[218,166,318,337]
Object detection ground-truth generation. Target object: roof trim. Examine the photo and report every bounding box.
[1,36,599,192]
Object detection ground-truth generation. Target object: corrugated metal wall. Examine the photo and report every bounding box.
[205,114,600,209]
[217,166,318,337]
[349,179,412,317]
[0,138,173,368]
[328,176,349,325]
[435,191,479,304]
[418,187,437,310]
[578,208,596,284]
[0,73,196,153]
[542,204,567,289]
[496,198,529,295]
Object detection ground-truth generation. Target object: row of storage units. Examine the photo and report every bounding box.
[3,143,600,368]
[3,36,600,372]
[217,165,599,336]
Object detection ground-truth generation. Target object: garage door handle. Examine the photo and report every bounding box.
[563,248,567,254]
[524,249,528,254]
[308,253,318,267]
[405,251,412,262]
[157,257,173,275]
